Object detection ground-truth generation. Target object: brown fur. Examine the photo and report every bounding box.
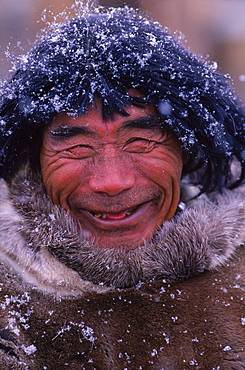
[1,250,245,369]
[0,167,245,369]
[1,167,245,292]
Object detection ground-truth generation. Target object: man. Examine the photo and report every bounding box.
[0,6,245,369]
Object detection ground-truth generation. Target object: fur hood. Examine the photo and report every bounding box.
[0,166,245,296]
[1,167,245,370]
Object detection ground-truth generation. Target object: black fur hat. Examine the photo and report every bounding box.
[0,6,245,191]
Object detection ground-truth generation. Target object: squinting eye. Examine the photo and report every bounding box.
[65,145,94,159]
[124,138,156,153]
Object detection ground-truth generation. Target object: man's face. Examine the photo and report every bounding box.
[40,103,183,252]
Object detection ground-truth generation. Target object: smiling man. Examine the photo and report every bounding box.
[0,6,245,370]
[40,102,183,251]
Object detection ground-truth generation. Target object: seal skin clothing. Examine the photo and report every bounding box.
[0,167,245,369]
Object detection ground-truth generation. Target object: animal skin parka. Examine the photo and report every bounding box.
[0,166,245,370]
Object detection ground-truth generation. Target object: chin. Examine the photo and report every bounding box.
[97,239,145,253]
[83,232,148,253]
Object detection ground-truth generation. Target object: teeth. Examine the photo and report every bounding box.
[94,213,102,218]
[93,210,133,219]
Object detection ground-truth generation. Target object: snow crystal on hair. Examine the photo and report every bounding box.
[0,6,245,191]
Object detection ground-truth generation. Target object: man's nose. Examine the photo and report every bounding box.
[88,149,136,196]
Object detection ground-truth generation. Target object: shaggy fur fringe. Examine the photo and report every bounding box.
[0,167,244,296]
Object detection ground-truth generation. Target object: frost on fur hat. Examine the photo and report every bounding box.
[0,6,245,191]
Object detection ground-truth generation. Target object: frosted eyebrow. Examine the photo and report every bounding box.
[49,116,164,139]
[121,116,164,132]
[50,125,94,139]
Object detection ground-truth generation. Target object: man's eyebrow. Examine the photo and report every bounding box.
[121,116,163,131]
[49,116,164,139]
[50,125,93,139]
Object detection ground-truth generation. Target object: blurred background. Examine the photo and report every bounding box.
[0,0,245,101]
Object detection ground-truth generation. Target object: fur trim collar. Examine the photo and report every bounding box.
[0,167,244,296]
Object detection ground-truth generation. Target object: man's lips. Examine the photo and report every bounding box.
[91,205,137,221]
[71,201,152,229]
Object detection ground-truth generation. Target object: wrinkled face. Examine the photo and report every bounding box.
[40,103,183,251]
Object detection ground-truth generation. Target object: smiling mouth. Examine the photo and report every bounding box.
[90,206,138,221]
[70,196,160,230]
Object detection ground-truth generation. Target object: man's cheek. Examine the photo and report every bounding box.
[136,159,179,185]
[41,165,69,204]
[47,173,72,204]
